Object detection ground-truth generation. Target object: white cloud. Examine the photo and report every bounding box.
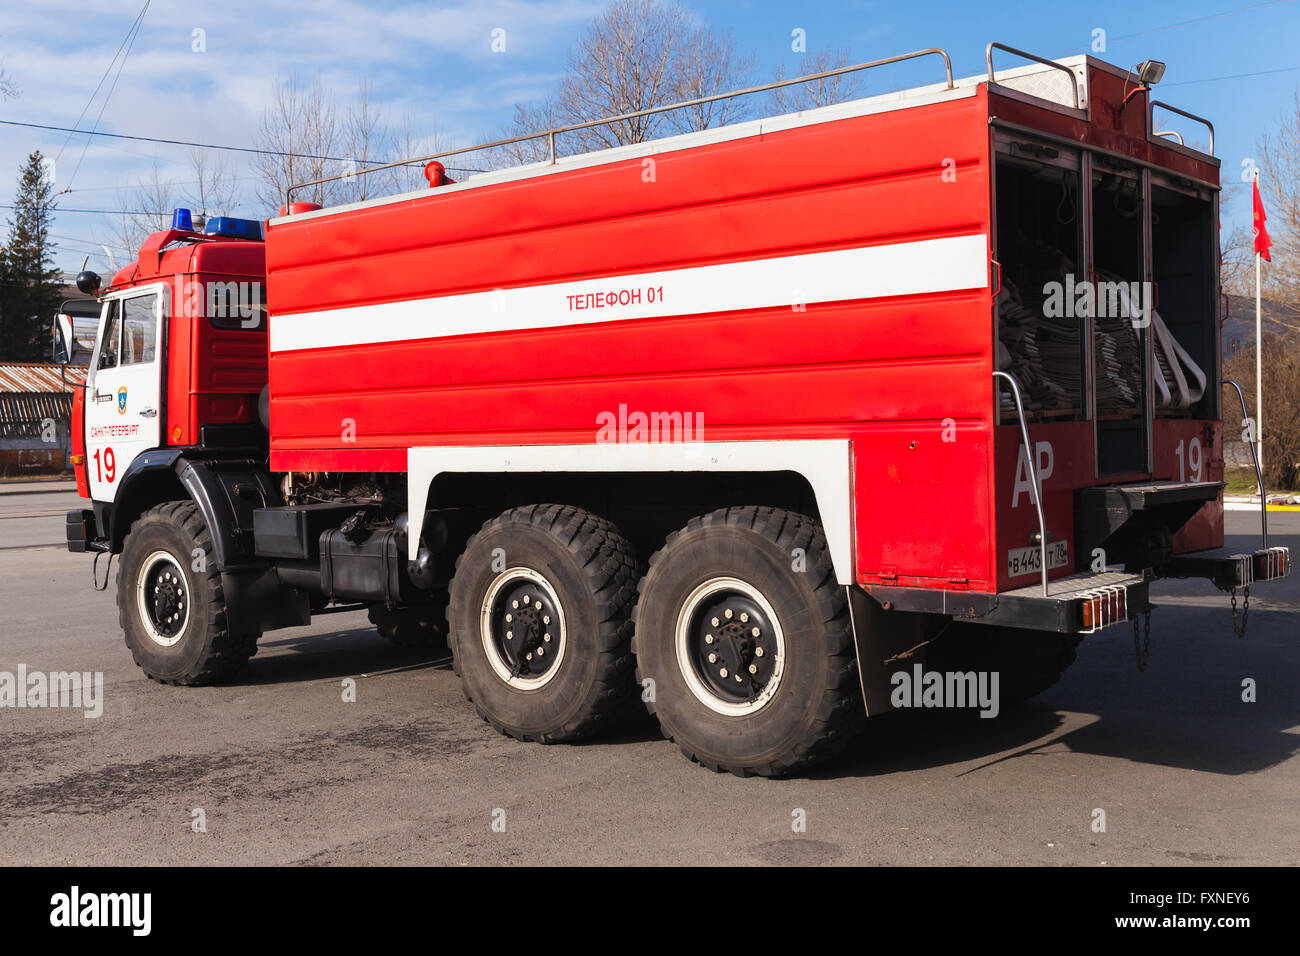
[0,0,599,269]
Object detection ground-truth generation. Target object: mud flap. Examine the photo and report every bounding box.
[847,586,948,716]
[222,566,311,634]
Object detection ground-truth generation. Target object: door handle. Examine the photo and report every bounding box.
[139,408,158,418]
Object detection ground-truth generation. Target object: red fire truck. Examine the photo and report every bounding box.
[59,44,1288,776]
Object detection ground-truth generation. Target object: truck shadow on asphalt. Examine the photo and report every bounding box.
[241,627,455,685]
[826,609,1300,780]
[228,606,1300,777]
[239,625,676,745]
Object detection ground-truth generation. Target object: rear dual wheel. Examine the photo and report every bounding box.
[633,507,865,777]
[447,503,865,776]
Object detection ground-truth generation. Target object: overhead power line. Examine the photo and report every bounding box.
[54,0,152,165]
[2,119,374,164]
[0,203,157,216]
[1162,64,1300,87]
[1047,0,1290,57]
[2,119,484,174]
[1106,0,1289,44]
[66,0,153,192]
[55,175,262,195]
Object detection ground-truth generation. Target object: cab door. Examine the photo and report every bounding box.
[84,286,165,502]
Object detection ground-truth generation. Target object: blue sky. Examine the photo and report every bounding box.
[1,0,1298,273]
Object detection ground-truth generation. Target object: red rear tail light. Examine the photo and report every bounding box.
[1254,549,1288,580]
[1081,587,1127,631]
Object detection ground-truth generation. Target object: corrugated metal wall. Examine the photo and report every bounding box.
[0,364,83,476]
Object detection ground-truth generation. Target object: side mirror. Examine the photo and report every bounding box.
[52,314,74,365]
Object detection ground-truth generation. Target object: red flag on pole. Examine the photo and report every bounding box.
[1253,176,1273,262]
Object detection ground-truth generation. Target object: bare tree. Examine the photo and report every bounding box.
[184,149,240,221]
[0,63,18,100]
[1225,330,1300,489]
[252,78,446,207]
[1214,92,1300,488]
[387,112,452,193]
[252,75,342,210]
[766,47,864,115]
[1221,221,1255,297]
[106,159,176,260]
[498,0,752,166]
[341,80,386,203]
[1256,92,1300,321]
[497,100,562,167]
[667,20,752,134]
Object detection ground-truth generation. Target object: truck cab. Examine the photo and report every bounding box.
[65,211,268,525]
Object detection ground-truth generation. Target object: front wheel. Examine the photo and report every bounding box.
[633,507,865,777]
[117,501,259,685]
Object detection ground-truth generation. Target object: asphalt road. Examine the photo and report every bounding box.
[1,486,1298,865]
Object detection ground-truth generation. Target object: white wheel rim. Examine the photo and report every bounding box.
[479,567,568,690]
[135,549,190,648]
[675,576,786,717]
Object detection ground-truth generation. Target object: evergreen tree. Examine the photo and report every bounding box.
[0,150,61,362]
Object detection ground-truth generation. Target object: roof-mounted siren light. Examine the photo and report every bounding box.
[205,217,266,241]
[172,207,194,231]
[424,161,456,188]
[277,202,323,217]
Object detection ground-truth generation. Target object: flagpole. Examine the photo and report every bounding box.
[1255,168,1264,488]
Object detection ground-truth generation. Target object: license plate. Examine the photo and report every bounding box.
[1007,541,1068,578]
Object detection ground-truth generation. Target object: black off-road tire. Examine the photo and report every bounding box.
[925,623,1082,708]
[632,506,865,777]
[447,504,639,743]
[117,501,260,685]
[368,597,449,648]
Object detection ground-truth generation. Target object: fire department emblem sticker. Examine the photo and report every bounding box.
[117,386,128,414]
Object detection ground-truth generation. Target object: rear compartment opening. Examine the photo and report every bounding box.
[1150,178,1217,420]
[993,141,1085,424]
[1091,161,1147,475]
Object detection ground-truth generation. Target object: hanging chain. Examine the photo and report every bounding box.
[1132,609,1152,672]
[1231,586,1251,639]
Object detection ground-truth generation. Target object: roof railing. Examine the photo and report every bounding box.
[285,47,955,209]
[1150,100,1215,155]
[985,41,1081,110]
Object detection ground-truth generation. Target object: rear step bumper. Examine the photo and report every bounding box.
[993,570,1150,633]
[865,546,1290,635]
[867,570,1150,634]
[1163,546,1290,591]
